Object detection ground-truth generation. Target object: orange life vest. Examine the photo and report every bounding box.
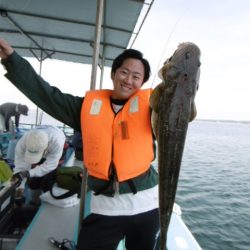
[81,89,154,182]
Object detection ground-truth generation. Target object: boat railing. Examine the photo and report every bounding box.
[0,123,74,159]
[19,123,74,137]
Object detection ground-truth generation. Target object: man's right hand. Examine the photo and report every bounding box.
[0,38,14,59]
[11,173,23,187]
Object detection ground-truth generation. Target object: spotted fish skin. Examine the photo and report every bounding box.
[151,42,201,250]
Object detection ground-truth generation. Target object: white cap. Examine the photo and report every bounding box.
[24,129,49,164]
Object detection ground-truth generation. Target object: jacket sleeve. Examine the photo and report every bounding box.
[15,114,20,128]
[4,113,11,131]
[1,52,83,132]
[29,138,65,178]
[14,136,31,174]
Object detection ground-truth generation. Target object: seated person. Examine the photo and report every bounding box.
[11,125,66,206]
[0,102,29,132]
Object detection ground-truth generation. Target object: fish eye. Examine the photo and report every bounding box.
[166,56,172,63]
[185,52,190,59]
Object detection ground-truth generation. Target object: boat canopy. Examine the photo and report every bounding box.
[0,0,153,66]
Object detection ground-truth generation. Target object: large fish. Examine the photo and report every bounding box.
[150,42,201,250]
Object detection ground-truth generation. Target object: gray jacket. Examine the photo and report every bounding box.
[0,102,28,131]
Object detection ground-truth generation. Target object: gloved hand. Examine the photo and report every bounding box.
[11,171,29,187]
[19,171,30,178]
[11,173,23,187]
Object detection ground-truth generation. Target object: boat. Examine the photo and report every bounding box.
[0,1,202,249]
[1,132,202,250]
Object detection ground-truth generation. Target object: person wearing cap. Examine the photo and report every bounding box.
[0,102,29,132]
[11,125,66,205]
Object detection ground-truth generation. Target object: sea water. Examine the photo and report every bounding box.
[21,112,250,250]
[176,120,250,250]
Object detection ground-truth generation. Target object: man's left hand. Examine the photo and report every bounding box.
[11,173,23,187]
[19,171,30,178]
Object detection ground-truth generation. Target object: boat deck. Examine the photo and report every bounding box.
[16,202,79,250]
[14,154,201,250]
[15,155,82,250]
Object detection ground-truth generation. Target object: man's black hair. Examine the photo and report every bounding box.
[111,49,151,83]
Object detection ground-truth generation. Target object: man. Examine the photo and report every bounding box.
[12,125,66,206]
[0,38,196,249]
[0,102,28,132]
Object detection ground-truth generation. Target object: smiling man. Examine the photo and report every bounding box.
[0,37,159,250]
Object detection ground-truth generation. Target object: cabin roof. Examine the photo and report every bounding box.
[0,0,153,66]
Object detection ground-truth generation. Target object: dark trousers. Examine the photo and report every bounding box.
[26,170,56,192]
[76,208,159,250]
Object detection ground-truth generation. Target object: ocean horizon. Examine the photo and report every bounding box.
[20,109,250,127]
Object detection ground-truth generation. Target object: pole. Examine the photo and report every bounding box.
[78,0,104,236]
[90,0,104,91]
[99,55,105,89]
[35,50,43,126]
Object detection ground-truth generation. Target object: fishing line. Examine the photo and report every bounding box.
[20,0,33,12]
[151,8,188,88]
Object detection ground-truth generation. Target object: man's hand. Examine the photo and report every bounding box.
[0,38,14,59]
[19,171,30,178]
[11,173,23,187]
[11,171,29,187]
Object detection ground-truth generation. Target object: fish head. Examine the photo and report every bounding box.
[161,43,201,102]
[158,58,180,82]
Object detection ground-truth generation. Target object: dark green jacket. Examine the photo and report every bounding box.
[2,52,158,196]
[2,51,82,132]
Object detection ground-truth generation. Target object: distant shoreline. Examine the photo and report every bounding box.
[196,119,250,124]
[20,109,250,126]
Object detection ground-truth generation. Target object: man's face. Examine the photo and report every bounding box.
[111,58,145,99]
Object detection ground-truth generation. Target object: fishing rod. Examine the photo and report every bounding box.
[151,8,188,88]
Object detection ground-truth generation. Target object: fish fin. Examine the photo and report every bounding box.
[189,101,197,122]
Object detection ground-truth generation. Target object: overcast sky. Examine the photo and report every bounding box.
[1,0,250,122]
